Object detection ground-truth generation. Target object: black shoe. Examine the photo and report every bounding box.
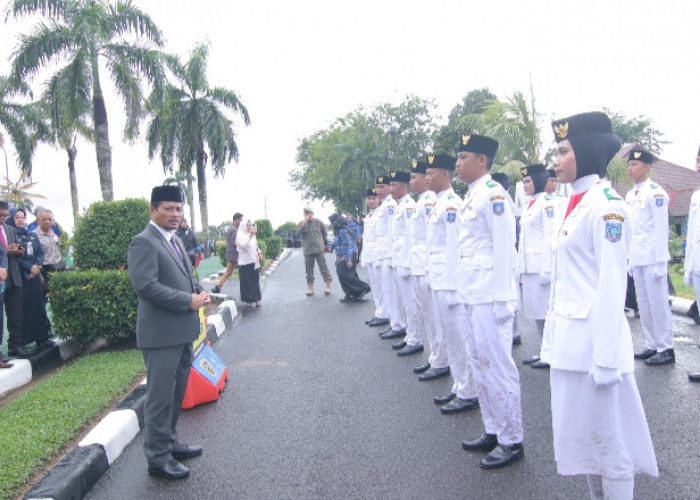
[688,301,700,324]
[441,397,479,414]
[634,348,657,360]
[530,360,550,369]
[211,285,221,294]
[392,341,407,350]
[8,346,32,358]
[689,373,700,383]
[339,295,354,303]
[148,458,190,479]
[356,288,370,300]
[522,354,540,365]
[418,366,450,381]
[480,443,524,469]
[462,433,498,451]
[39,340,56,349]
[367,317,390,327]
[398,344,424,357]
[380,329,406,340]
[512,335,521,346]
[0,360,14,369]
[434,392,456,405]
[0,351,9,363]
[365,317,376,324]
[171,443,202,460]
[413,362,430,374]
[645,349,675,366]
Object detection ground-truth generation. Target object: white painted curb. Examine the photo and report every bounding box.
[79,409,141,465]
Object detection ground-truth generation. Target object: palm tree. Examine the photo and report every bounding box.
[146,42,250,243]
[0,171,47,211]
[163,170,196,232]
[8,0,166,201]
[0,76,38,183]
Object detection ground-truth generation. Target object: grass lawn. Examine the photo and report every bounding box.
[0,349,145,500]
[669,265,696,301]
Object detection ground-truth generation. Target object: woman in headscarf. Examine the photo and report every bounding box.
[7,207,53,351]
[329,212,370,302]
[516,164,555,369]
[235,219,262,309]
[541,112,657,499]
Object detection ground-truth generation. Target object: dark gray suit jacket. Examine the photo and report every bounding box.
[127,223,202,349]
[2,224,23,288]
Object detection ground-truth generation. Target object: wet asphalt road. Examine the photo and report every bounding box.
[86,249,700,499]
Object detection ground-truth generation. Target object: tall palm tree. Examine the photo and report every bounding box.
[8,0,166,201]
[0,76,38,182]
[146,42,250,243]
[163,170,196,232]
[0,171,47,211]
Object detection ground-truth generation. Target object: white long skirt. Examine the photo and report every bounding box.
[550,369,658,479]
[521,273,549,319]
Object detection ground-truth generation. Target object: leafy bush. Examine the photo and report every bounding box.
[72,198,150,269]
[257,239,268,258]
[254,219,273,239]
[48,269,137,346]
[217,240,227,267]
[264,236,283,258]
[276,221,297,236]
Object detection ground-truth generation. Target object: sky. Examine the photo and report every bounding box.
[1,0,699,233]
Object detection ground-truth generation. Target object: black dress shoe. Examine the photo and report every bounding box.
[0,360,14,369]
[8,346,32,358]
[392,341,407,350]
[398,344,424,357]
[522,354,540,365]
[39,340,56,349]
[356,288,370,300]
[413,362,431,374]
[367,317,389,327]
[512,335,521,346]
[441,397,479,414]
[634,348,656,360]
[530,360,550,369]
[0,351,10,363]
[339,295,354,303]
[211,285,221,294]
[462,433,498,451]
[171,443,202,460]
[689,373,700,383]
[434,392,456,405]
[148,458,190,479]
[365,317,377,325]
[418,366,450,381]
[645,349,675,366]
[688,301,700,324]
[380,329,405,339]
[480,443,524,469]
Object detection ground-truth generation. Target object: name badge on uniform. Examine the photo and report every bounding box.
[492,201,504,216]
[605,221,622,243]
[446,208,457,223]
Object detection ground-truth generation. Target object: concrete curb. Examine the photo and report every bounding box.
[24,300,240,500]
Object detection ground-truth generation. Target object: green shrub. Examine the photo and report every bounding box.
[276,221,297,236]
[254,219,273,239]
[264,236,283,258]
[217,240,227,267]
[48,269,137,346]
[72,199,150,269]
[257,239,267,258]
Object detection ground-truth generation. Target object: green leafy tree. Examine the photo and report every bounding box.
[605,108,668,154]
[276,221,297,236]
[254,219,273,239]
[0,171,47,211]
[0,76,41,180]
[433,88,497,153]
[146,42,250,244]
[163,170,196,232]
[9,0,166,201]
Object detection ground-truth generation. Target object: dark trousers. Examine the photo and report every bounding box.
[304,252,332,285]
[335,260,370,298]
[141,343,193,468]
[1,284,24,349]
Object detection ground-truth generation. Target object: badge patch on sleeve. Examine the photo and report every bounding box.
[388,206,394,216]
[425,203,434,215]
[446,208,457,223]
[655,195,665,207]
[406,208,415,218]
[492,201,504,216]
[605,221,622,242]
[545,205,554,218]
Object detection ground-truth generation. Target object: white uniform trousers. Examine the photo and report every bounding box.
[424,279,449,369]
[365,262,381,318]
[632,265,673,351]
[400,272,422,347]
[370,261,389,320]
[432,291,476,400]
[692,273,700,314]
[462,302,524,445]
[383,262,406,331]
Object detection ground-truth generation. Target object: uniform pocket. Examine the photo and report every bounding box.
[553,299,589,319]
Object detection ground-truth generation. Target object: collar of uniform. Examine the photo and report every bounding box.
[381,194,392,203]
[435,187,454,199]
[634,178,650,191]
[570,174,600,195]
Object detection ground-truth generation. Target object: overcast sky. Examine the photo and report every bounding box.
[1,0,699,232]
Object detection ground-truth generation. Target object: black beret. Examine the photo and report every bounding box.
[151,185,183,203]
[411,159,427,175]
[375,174,390,185]
[627,148,655,164]
[328,212,341,225]
[365,187,377,197]
[551,111,613,143]
[458,133,499,158]
[389,171,410,183]
[521,164,546,178]
[426,153,456,170]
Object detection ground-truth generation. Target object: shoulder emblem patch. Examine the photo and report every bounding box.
[490,194,505,202]
[545,205,554,218]
[605,221,623,243]
[655,196,665,207]
[492,201,504,216]
[486,180,497,188]
[446,207,457,223]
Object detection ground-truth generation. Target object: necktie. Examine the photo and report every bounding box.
[564,190,588,219]
[0,228,6,248]
[170,236,183,261]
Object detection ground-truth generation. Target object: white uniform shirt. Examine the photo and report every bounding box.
[427,187,462,291]
[360,208,378,267]
[410,191,436,276]
[625,179,670,268]
[457,174,517,305]
[391,194,416,270]
[516,192,556,277]
[686,188,700,274]
[375,194,397,261]
[541,177,634,373]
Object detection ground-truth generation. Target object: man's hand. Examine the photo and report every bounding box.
[29,265,41,279]
[7,243,24,256]
[346,260,353,268]
[190,291,211,310]
[0,267,7,281]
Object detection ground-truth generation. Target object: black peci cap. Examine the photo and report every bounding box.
[458,133,499,158]
[426,153,456,170]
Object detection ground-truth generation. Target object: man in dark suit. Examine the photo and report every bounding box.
[0,235,12,368]
[127,186,211,480]
[0,200,27,358]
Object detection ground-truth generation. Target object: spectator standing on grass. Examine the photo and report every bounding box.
[296,207,332,296]
[212,212,243,294]
[127,185,209,480]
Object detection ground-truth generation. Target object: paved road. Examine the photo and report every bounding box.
[87,249,700,499]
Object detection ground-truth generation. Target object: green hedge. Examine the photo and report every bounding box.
[264,236,283,258]
[217,240,227,267]
[257,239,268,258]
[72,198,150,269]
[254,219,273,239]
[48,269,137,346]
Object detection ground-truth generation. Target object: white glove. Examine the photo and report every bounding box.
[627,265,633,277]
[493,301,515,325]
[588,365,622,387]
[652,262,667,279]
[539,272,551,286]
[684,270,693,287]
[446,290,460,307]
[397,266,411,278]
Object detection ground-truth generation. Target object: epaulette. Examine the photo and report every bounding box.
[650,183,659,189]
[485,180,497,188]
[602,187,621,201]
[447,193,455,199]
